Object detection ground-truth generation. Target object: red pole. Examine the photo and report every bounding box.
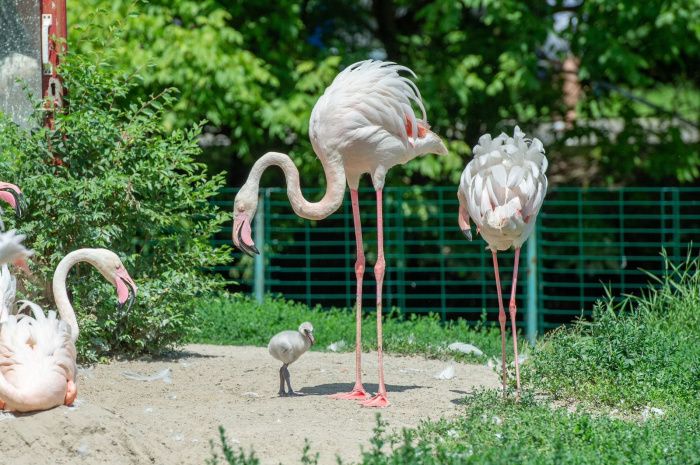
[40,0,67,129]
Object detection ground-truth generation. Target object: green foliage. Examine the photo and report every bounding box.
[207,426,259,465]
[192,295,503,362]
[71,0,700,187]
[0,53,230,362]
[69,0,342,182]
[358,392,700,465]
[525,251,700,410]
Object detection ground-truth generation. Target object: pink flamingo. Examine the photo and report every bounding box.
[458,127,548,399]
[0,182,25,219]
[233,60,447,408]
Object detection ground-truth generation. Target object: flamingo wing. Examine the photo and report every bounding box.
[310,60,428,150]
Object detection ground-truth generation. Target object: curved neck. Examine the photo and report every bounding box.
[52,250,95,343]
[244,150,346,220]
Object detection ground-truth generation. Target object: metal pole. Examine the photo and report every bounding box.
[526,225,538,345]
[253,193,265,304]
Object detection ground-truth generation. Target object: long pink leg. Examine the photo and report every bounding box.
[361,189,390,408]
[492,250,508,397]
[509,248,522,400]
[330,189,370,400]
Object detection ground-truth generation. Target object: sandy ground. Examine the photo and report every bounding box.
[0,344,499,465]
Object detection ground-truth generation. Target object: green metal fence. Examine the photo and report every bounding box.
[212,186,700,341]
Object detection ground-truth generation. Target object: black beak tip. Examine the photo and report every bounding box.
[117,283,137,312]
[237,230,259,256]
[240,243,259,257]
[462,228,473,241]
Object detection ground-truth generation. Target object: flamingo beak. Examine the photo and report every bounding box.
[458,205,472,241]
[115,266,138,312]
[306,331,315,346]
[434,133,449,156]
[0,183,25,217]
[232,213,259,256]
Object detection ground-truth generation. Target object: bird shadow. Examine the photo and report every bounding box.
[109,349,221,364]
[299,382,423,396]
[449,388,492,405]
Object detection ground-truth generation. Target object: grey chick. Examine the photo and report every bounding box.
[268,322,315,396]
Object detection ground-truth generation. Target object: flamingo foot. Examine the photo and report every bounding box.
[64,379,77,406]
[329,386,370,400]
[360,392,390,408]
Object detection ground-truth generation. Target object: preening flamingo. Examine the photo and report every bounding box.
[458,126,548,399]
[268,322,315,397]
[0,248,137,412]
[233,60,447,408]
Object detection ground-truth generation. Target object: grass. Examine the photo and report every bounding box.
[205,252,700,464]
[525,251,700,412]
[192,296,504,363]
[357,392,700,465]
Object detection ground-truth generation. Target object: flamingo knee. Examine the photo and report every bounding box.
[355,254,365,279]
[374,257,385,282]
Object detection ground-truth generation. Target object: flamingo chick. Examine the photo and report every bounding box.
[268,322,315,397]
[458,126,548,399]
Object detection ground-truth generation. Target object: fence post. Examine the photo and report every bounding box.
[254,193,265,304]
[526,225,539,345]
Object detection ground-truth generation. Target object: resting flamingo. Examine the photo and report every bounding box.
[458,126,548,399]
[233,60,447,408]
[0,248,137,412]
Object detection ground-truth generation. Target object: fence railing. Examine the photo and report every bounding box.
[211,186,700,342]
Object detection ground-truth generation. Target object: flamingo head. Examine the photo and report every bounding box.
[88,249,138,311]
[0,182,26,217]
[232,184,259,257]
[298,321,315,346]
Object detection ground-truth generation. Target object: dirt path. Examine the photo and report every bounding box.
[0,344,499,465]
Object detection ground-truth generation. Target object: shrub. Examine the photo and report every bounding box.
[525,251,700,410]
[0,54,231,362]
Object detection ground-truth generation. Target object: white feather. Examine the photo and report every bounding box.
[0,230,31,265]
[309,60,446,188]
[458,126,548,251]
[0,265,16,323]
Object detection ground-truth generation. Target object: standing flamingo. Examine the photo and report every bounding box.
[0,248,137,412]
[458,126,548,399]
[233,60,447,408]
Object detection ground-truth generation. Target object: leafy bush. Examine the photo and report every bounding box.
[0,54,231,362]
[525,251,700,410]
[370,392,700,465]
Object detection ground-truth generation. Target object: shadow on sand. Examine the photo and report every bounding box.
[299,382,423,396]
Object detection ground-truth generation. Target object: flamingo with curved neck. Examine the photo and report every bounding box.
[0,248,137,412]
[52,248,138,343]
[233,60,447,408]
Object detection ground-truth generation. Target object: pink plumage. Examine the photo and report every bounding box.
[233,60,447,408]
